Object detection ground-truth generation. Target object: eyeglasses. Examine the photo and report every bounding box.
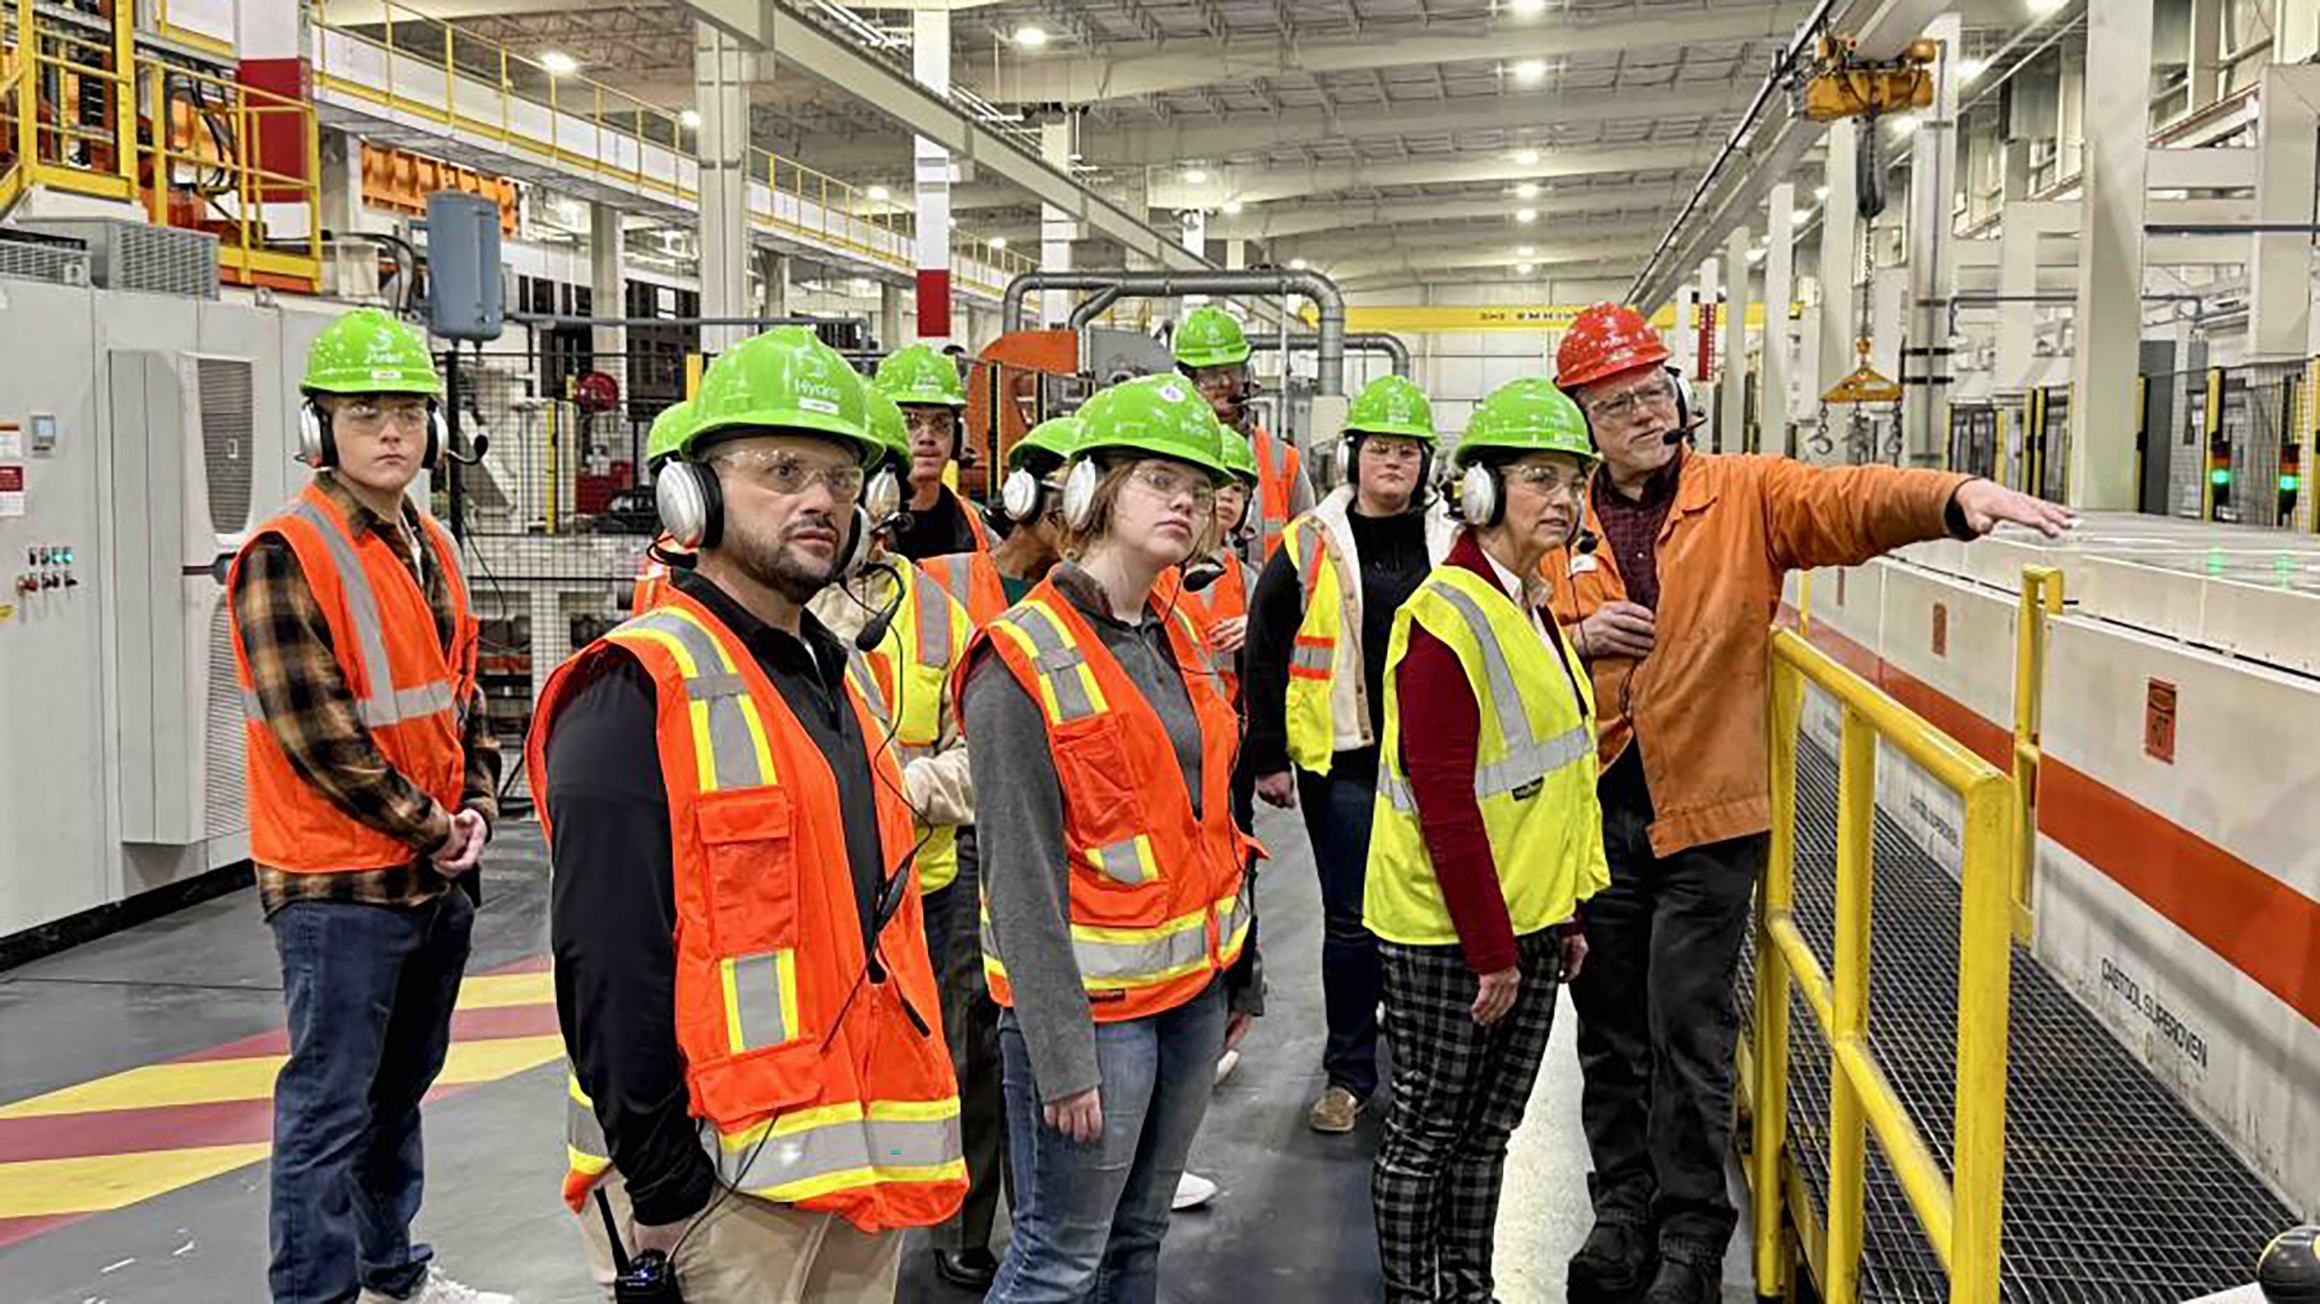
[336,399,432,432]
[711,450,867,500]
[1585,376,1679,423]
[1506,464,1591,499]
[1128,462,1218,511]
[904,408,957,435]
[1188,365,1245,392]
[1360,438,1425,463]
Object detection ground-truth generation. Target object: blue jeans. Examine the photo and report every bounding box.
[1299,769,1382,1099]
[989,980,1227,1304]
[267,892,474,1304]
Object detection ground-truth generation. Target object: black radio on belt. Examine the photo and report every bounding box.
[596,1189,686,1303]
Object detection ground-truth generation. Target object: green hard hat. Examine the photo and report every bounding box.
[874,343,968,409]
[1173,306,1252,368]
[1345,374,1437,442]
[302,308,442,396]
[1453,377,1598,469]
[1219,426,1259,484]
[685,325,878,464]
[644,399,695,467]
[1073,375,1232,481]
[863,386,911,470]
[1008,415,1085,474]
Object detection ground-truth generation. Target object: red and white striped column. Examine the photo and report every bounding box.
[911,4,953,343]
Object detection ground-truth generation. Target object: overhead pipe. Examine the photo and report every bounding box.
[1249,331,1411,378]
[1003,270,1350,397]
[1064,287,1126,330]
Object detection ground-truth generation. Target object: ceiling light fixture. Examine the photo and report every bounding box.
[1013,24,1049,48]
[1516,262,1536,275]
[1814,185,1830,201]
[1183,167,1210,184]
[1512,59,1547,85]
[1507,0,1547,15]
[1515,148,1541,166]
[1289,257,1308,270]
[1515,207,1538,224]
[1958,56,1989,81]
[539,50,579,76]
[2026,0,2064,15]
[1517,244,1536,256]
[988,236,1008,250]
[1515,181,1540,198]
[866,184,891,202]
[1889,115,1918,137]
[680,109,701,129]
[1222,199,1244,215]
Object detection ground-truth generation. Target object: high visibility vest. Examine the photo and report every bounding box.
[527,590,966,1232]
[229,482,477,873]
[1151,558,1252,703]
[920,549,1009,627]
[964,579,1253,1021]
[1365,564,1610,945]
[1252,425,1301,561]
[845,562,970,894]
[962,500,997,554]
[631,534,692,616]
[1280,511,1363,774]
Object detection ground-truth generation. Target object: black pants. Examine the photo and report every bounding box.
[1297,767,1383,1099]
[923,843,1010,1255]
[1372,930,1563,1303]
[1568,751,1761,1260]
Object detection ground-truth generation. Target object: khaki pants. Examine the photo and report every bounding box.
[579,1172,903,1304]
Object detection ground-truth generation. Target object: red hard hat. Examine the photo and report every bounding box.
[1556,302,1671,390]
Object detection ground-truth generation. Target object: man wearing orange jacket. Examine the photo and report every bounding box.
[1174,306,1315,565]
[1546,304,2071,1304]
[533,327,963,1303]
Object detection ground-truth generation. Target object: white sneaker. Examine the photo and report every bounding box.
[1213,1048,1241,1086]
[358,1266,516,1304]
[1172,1171,1219,1211]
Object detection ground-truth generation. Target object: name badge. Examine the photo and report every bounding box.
[1568,553,1599,576]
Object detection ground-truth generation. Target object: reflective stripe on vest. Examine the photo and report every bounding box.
[1257,430,1295,552]
[715,1099,964,1204]
[988,603,1155,884]
[937,554,977,613]
[1376,579,1593,813]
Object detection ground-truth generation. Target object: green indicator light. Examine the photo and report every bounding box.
[2211,468,2233,485]
[2281,475,2301,491]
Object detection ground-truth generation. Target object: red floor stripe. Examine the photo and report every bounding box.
[0,1214,86,1250]
[0,1098,273,1164]
[174,1001,562,1064]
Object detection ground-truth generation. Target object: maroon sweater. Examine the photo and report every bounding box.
[1396,530,1585,974]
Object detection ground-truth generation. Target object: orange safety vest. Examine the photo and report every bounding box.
[962,498,998,554]
[230,482,477,873]
[1252,424,1301,561]
[920,550,1010,627]
[962,578,1253,1021]
[1151,559,1250,704]
[527,589,966,1232]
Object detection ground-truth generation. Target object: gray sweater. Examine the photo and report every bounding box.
[962,563,1260,1103]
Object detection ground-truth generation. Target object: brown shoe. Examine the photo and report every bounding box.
[1307,1085,1365,1133]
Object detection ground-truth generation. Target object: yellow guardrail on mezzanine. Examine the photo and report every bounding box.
[2008,565,2063,944]
[1751,626,2015,1304]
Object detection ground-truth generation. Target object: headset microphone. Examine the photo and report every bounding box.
[1179,558,1226,593]
[445,432,491,465]
[853,559,908,653]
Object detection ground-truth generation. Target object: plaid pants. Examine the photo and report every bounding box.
[1372,928,1564,1303]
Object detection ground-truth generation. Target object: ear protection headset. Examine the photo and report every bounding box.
[1000,459,1067,524]
[1060,455,1105,532]
[655,449,880,583]
[299,399,445,470]
[1455,454,1591,549]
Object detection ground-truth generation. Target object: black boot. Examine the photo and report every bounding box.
[1639,1246,1721,1304]
[934,1247,998,1291]
[1568,1219,1656,1301]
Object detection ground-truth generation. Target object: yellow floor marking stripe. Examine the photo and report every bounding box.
[0,1143,278,1218]
[0,1036,566,1120]
[454,971,553,1010]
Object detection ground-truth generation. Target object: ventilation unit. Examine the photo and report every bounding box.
[0,228,92,286]
[19,219,220,298]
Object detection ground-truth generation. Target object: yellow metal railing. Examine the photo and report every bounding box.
[2008,565,2063,943]
[1,53,27,212]
[307,0,1038,293]
[143,61,324,285]
[1752,628,2015,1304]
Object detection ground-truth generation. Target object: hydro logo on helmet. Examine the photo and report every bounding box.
[1060,376,1234,530]
[686,325,878,465]
[1453,378,1598,529]
[302,308,444,397]
[874,344,969,409]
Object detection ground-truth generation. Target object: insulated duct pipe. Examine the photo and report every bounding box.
[1064,287,1126,330]
[1004,270,1349,397]
[1249,331,1411,379]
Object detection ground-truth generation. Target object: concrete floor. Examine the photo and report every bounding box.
[0,804,1754,1303]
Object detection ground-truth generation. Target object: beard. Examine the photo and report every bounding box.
[725,508,845,603]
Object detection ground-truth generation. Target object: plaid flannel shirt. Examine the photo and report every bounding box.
[231,472,500,916]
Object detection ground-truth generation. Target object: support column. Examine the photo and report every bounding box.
[1720,228,1749,452]
[1904,12,1962,468]
[879,283,905,352]
[694,22,754,352]
[591,202,626,380]
[2188,0,2224,110]
[1226,239,1248,271]
[317,129,370,298]
[2058,52,2085,182]
[1818,118,1860,451]
[756,248,789,319]
[1996,202,2042,393]
[2278,0,2320,64]
[2067,0,2153,510]
[1181,209,1208,308]
[1696,257,1722,443]
[238,0,311,236]
[1039,117,1076,327]
[912,5,954,343]
[1764,182,1796,458]
[2250,65,2320,359]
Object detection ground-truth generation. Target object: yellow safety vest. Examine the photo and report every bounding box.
[847,561,971,894]
[1365,564,1610,945]
[1282,513,1361,774]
